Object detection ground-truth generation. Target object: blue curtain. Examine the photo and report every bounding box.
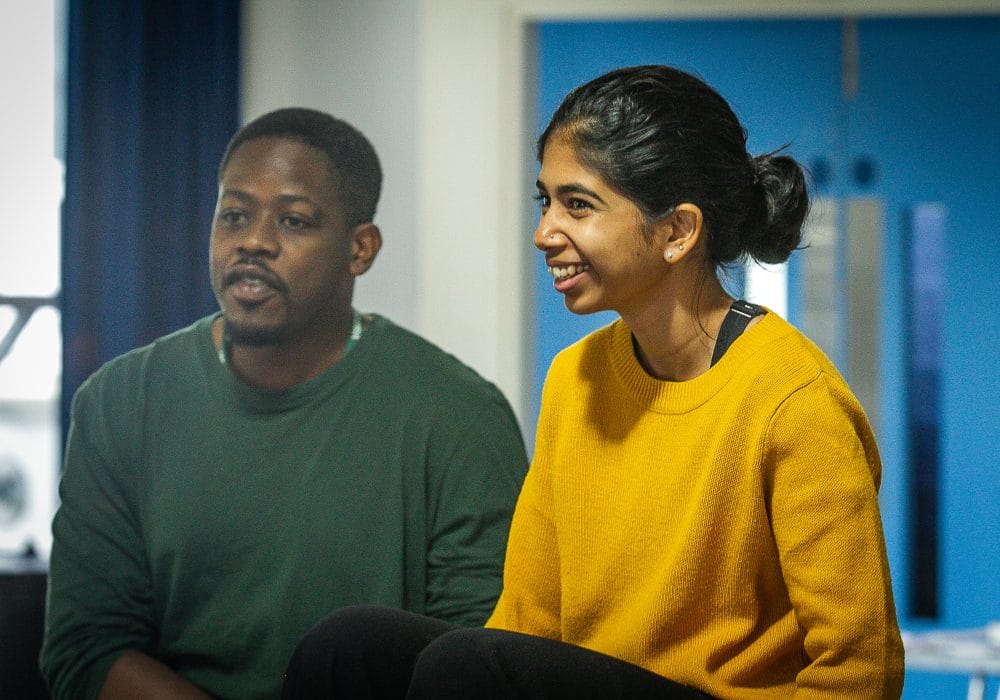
[61,0,240,438]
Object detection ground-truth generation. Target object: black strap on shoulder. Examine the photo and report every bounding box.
[710,300,767,367]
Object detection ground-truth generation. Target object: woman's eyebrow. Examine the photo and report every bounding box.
[536,179,607,205]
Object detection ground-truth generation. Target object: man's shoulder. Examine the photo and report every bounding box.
[78,315,212,394]
[364,316,526,453]
[366,316,507,400]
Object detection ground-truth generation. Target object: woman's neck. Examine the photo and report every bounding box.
[624,274,733,382]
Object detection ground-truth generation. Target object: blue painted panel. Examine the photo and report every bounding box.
[906,203,947,619]
[851,17,1000,630]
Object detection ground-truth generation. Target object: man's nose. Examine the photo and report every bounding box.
[239,218,280,256]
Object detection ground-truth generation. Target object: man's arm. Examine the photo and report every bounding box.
[99,652,210,700]
[424,394,529,626]
[41,373,184,698]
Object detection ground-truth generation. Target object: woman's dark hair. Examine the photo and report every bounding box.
[539,65,808,265]
[218,107,382,228]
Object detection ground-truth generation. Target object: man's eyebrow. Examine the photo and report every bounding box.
[275,193,318,207]
[219,189,317,208]
[219,188,254,202]
[536,179,607,205]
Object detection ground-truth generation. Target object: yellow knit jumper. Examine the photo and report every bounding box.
[487,312,904,699]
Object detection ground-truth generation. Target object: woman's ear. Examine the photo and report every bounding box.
[349,223,382,276]
[662,203,703,264]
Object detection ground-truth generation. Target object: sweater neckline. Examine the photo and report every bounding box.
[202,313,387,414]
[609,311,782,414]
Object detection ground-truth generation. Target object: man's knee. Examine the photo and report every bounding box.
[295,605,383,656]
[284,605,447,698]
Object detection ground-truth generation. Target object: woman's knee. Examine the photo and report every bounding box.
[408,628,516,698]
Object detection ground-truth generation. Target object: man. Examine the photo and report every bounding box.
[40,108,529,699]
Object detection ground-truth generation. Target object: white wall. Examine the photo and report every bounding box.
[242,0,534,423]
[242,0,998,431]
[241,0,421,344]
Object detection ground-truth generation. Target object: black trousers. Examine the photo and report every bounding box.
[281,605,714,699]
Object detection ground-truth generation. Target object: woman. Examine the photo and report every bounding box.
[282,65,904,699]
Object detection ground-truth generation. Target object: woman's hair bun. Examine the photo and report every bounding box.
[740,152,809,265]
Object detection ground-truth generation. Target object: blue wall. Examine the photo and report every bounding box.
[535,16,1000,698]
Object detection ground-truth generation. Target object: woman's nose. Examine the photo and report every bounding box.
[533,212,563,251]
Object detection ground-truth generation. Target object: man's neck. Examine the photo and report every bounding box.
[212,313,359,391]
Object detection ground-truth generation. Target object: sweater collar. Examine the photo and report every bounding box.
[203,313,387,414]
[608,311,784,414]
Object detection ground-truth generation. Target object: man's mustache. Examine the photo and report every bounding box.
[222,258,288,294]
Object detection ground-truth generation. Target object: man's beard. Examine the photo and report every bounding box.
[223,318,285,348]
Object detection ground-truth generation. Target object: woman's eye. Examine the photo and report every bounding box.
[534,193,550,210]
[568,198,592,212]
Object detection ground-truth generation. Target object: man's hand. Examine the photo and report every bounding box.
[99,650,212,699]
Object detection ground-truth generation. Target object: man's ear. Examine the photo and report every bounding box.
[661,203,703,264]
[349,223,382,276]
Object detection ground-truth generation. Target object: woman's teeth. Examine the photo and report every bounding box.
[548,264,590,280]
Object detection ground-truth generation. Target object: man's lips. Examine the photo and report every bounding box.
[222,263,287,299]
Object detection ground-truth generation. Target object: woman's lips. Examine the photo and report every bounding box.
[548,262,590,293]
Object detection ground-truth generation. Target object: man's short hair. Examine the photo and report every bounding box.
[219,107,382,227]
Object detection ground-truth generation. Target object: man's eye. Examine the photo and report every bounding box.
[282,215,308,229]
[220,210,247,226]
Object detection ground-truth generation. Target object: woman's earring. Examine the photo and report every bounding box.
[667,251,674,260]
[678,244,684,251]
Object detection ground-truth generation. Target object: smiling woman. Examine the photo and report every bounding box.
[279,65,903,700]
[533,136,676,322]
